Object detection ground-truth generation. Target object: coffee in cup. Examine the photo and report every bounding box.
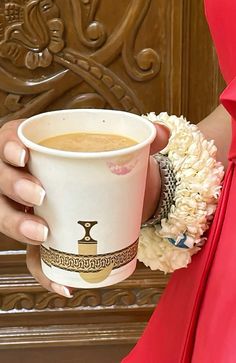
[39,132,137,152]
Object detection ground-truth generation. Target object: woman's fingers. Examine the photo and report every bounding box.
[0,120,45,207]
[150,123,170,155]
[0,120,73,298]
[0,159,45,207]
[0,119,28,167]
[0,194,48,244]
[27,245,73,298]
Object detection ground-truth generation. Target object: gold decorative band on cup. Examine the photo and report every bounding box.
[40,240,138,273]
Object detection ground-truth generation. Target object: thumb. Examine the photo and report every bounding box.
[150,123,170,155]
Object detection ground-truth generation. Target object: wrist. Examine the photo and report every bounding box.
[142,156,161,223]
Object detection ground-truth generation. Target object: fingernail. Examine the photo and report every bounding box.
[50,283,73,298]
[4,141,26,167]
[20,220,48,242]
[14,179,46,206]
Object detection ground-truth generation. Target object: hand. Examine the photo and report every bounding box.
[0,120,73,298]
[142,123,170,222]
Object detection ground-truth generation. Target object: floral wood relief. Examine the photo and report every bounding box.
[0,0,161,126]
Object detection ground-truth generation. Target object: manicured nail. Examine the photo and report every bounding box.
[20,220,48,242]
[14,179,46,206]
[4,141,26,167]
[50,283,73,298]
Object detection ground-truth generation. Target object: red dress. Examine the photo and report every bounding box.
[122,1,236,362]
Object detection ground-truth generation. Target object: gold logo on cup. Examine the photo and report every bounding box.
[40,220,138,284]
[77,220,114,283]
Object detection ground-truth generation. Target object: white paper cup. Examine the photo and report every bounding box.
[18,109,156,288]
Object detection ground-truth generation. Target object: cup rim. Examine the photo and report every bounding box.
[18,109,156,159]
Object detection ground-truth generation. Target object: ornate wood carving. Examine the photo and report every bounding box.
[0,267,169,314]
[0,287,160,311]
[0,0,162,125]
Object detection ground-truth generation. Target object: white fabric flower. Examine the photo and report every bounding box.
[138,113,224,273]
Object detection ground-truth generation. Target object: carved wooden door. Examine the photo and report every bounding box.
[0,1,224,362]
